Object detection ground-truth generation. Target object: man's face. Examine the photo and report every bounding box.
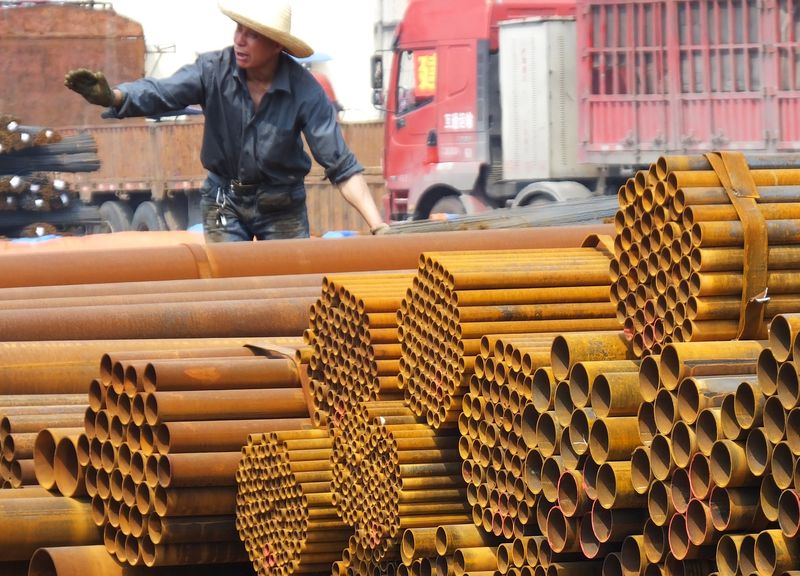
[233,24,283,69]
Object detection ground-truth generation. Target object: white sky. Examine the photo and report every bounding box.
[110,0,382,121]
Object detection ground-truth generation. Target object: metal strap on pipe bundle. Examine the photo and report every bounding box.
[612,153,800,357]
[83,345,312,569]
[235,428,349,576]
[398,236,619,429]
[304,271,416,428]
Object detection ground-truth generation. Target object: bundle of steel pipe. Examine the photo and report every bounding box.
[611,155,800,357]
[304,272,415,427]
[329,401,471,564]
[235,429,350,576]
[85,346,312,568]
[398,240,619,428]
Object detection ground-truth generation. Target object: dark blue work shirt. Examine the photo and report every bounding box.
[108,48,363,187]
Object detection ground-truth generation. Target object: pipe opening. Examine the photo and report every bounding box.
[647,480,671,526]
[671,467,692,513]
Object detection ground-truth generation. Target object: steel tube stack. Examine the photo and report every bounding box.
[85,347,311,568]
[304,272,416,427]
[235,429,350,575]
[397,240,619,428]
[611,156,800,357]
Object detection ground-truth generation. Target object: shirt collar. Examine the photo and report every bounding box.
[231,49,293,96]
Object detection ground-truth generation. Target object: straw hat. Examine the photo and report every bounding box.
[218,0,313,58]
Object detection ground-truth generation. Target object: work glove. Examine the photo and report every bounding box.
[64,69,115,107]
[370,223,391,235]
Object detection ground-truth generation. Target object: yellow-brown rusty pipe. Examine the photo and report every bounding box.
[587,417,640,464]
[642,519,667,565]
[695,407,723,456]
[715,534,750,576]
[690,245,800,277]
[770,441,796,490]
[0,297,315,341]
[557,469,591,517]
[683,203,800,226]
[710,439,758,488]
[549,332,634,381]
[147,514,238,545]
[143,388,308,425]
[688,452,713,502]
[596,461,646,510]
[140,356,299,393]
[0,498,100,561]
[54,434,86,498]
[453,302,615,324]
[761,474,782,523]
[669,421,697,471]
[0,225,611,289]
[590,502,642,544]
[647,479,675,528]
[153,485,237,517]
[452,547,498,576]
[708,486,769,532]
[139,538,248,567]
[156,452,242,488]
[689,219,800,250]
[754,529,800,576]
[570,361,640,410]
[685,498,717,547]
[452,285,611,307]
[659,341,765,391]
[689,270,800,298]
[676,376,745,425]
[31,426,84,491]
[745,427,774,478]
[579,516,617,559]
[434,524,497,556]
[155,418,311,453]
[400,527,439,566]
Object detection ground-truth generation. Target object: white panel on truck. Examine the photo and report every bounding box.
[499,17,598,180]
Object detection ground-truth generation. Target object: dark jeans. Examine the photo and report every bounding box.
[200,177,310,243]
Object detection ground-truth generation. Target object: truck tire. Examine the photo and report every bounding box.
[511,181,594,207]
[98,201,133,233]
[429,195,466,217]
[131,201,167,232]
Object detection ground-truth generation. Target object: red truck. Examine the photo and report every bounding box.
[375,0,800,221]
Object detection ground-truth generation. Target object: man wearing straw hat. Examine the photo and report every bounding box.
[64,0,390,241]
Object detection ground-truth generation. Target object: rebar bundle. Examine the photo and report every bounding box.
[611,153,800,357]
[0,173,79,213]
[398,242,619,428]
[305,272,415,427]
[236,429,349,576]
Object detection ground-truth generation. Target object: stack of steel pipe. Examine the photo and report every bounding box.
[0,394,86,488]
[235,429,350,575]
[304,272,415,427]
[459,330,637,544]
[33,425,87,497]
[85,346,312,568]
[610,154,800,357]
[398,239,619,428]
[329,401,471,565]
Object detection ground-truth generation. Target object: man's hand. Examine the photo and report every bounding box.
[370,223,391,235]
[64,69,115,107]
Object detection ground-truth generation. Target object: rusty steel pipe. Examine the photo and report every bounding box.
[147,514,238,545]
[139,538,248,567]
[590,501,642,543]
[153,485,237,517]
[685,498,717,547]
[545,507,580,554]
[32,427,84,490]
[754,530,800,576]
[54,434,87,497]
[721,393,746,441]
[569,360,640,409]
[0,297,315,341]
[143,388,309,425]
[154,418,311,453]
[761,474,782,522]
[589,372,642,418]
[596,462,645,509]
[648,479,675,527]
[764,396,788,445]
[659,341,766,391]
[557,469,591,517]
[579,515,615,559]
[649,433,675,482]
[0,497,100,561]
[587,416,640,464]
[550,332,634,381]
[142,356,299,393]
[676,376,744,425]
[156,452,243,488]
[671,420,698,469]
[771,441,796,490]
[709,486,768,532]
[746,427,774,477]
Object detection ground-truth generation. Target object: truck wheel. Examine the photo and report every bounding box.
[98,201,133,233]
[131,201,167,231]
[429,195,466,217]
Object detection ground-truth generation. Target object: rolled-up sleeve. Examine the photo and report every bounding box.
[301,89,363,184]
[106,61,206,119]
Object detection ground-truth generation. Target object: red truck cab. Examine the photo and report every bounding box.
[380,0,577,221]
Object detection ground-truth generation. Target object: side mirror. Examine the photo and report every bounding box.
[371,54,384,90]
[372,89,385,107]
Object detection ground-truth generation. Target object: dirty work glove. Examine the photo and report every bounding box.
[370,223,391,235]
[64,69,114,107]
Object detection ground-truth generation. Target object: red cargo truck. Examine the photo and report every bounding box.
[375,0,800,221]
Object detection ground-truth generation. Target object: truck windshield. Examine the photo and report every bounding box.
[396,49,436,115]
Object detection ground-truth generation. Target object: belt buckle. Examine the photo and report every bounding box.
[231,179,258,194]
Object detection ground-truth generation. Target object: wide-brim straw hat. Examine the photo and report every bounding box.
[218,0,314,58]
